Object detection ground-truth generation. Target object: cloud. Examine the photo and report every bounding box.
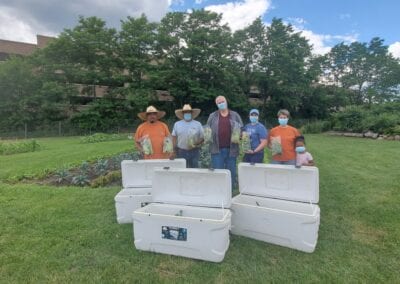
[389,42,400,59]
[0,0,170,43]
[339,13,351,20]
[205,0,271,32]
[291,24,358,55]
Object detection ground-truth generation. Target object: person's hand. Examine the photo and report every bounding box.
[169,152,176,160]
[245,149,254,154]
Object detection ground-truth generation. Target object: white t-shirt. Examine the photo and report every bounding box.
[296,152,313,166]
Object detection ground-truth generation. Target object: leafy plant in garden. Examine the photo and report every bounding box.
[0,140,41,155]
[79,161,90,174]
[72,174,90,186]
[80,133,126,143]
[55,169,70,184]
[94,159,109,176]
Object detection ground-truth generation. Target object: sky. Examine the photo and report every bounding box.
[0,0,399,58]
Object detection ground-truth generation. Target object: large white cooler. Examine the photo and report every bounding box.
[115,159,186,224]
[133,168,232,262]
[231,163,320,253]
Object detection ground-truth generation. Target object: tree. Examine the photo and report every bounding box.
[323,37,400,104]
[232,17,266,97]
[155,10,246,114]
[40,16,121,88]
[258,18,314,116]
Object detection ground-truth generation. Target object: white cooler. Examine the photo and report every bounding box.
[115,159,186,224]
[133,168,232,262]
[231,163,320,253]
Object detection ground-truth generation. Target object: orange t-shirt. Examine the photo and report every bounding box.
[268,125,300,161]
[134,121,170,159]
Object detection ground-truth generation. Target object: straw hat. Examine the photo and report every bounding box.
[175,104,201,120]
[138,106,166,121]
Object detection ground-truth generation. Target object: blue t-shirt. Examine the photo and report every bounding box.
[243,122,268,150]
[172,120,204,150]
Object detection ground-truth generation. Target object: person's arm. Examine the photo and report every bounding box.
[253,139,268,154]
[134,126,144,155]
[307,160,315,166]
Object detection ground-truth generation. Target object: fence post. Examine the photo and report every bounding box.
[58,121,62,136]
[24,123,27,139]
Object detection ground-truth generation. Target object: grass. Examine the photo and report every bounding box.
[0,134,399,282]
[0,136,134,181]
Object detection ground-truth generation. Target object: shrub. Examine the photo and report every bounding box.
[331,102,400,134]
[0,140,41,155]
[80,133,126,144]
[300,121,332,134]
[90,171,121,188]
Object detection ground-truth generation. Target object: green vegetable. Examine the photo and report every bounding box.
[241,131,251,152]
[203,126,212,144]
[163,135,174,153]
[271,136,282,155]
[231,123,241,144]
[141,136,153,155]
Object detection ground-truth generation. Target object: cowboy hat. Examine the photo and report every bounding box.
[138,105,166,121]
[175,104,201,120]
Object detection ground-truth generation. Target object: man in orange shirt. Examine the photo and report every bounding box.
[134,106,171,159]
[268,109,300,165]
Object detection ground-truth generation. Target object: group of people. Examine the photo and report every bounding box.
[134,95,314,187]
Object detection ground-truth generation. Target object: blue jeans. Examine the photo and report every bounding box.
[243,152,264,163]
[211,148,237,188]
[177,148,200,168]
[270,159,296,165]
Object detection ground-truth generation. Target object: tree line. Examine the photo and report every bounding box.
[0,10,399,133]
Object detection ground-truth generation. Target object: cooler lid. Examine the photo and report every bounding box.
[152,168,232,208]
[121,159,186,188]
[238,163,319,203]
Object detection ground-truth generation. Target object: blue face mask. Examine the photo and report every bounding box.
[278,118,288,126]
[296,146,306,153]
[183,113,192,121]
[249,116,258,124]
[217,102,227,110]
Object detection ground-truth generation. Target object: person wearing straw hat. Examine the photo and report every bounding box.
[134,105,171,159]
[172,104,204,168]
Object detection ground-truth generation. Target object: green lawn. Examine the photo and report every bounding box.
[0,134,399,282]
[0,136,134,181]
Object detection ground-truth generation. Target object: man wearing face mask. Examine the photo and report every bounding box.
[207,96,243,187]
[135,106,171,159]
[172,104,204,168]
[267,109,300,165]
[242,109,268,163]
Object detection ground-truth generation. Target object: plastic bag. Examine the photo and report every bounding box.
[163,135,174,154]
[203,125,212,144]
[231,122,241,144]
[140,135,153,155]
[187,128,199,149]
[271,136,282,156]
[241,131,251,152]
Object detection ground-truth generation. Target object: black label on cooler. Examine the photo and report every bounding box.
[161,226,187,241]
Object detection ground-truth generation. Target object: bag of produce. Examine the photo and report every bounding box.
[203,125,212,144]
[231,122,241,144]
[187,128,199,149]
[140,135,153,155]
[270,136,282,156]
[163,135,174,154]
[241,131,251,152]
